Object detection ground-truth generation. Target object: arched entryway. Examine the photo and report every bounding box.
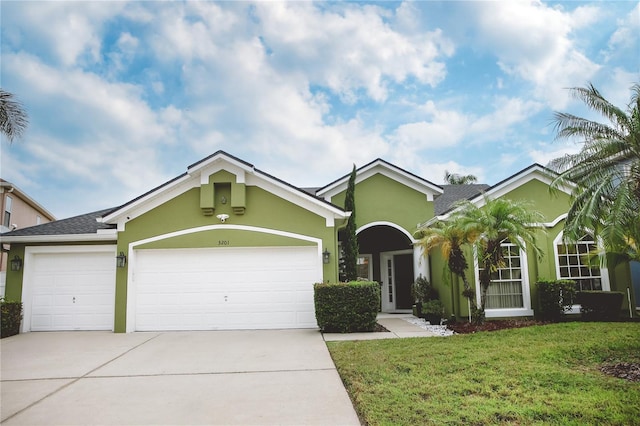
[340,223,427,312]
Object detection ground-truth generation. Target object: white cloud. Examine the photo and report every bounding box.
[606,3,640,58]
[252,2,454,102]
[1,52,175,215]
[2,1,125,67]
[470,1,601,108]
[388,96,543,165]
[390,101,468,151]
[528,143,580,167]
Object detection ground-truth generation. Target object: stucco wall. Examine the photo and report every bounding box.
[113,183,342,332]
[330,173,434,235]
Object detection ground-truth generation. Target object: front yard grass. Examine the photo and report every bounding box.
[327,322,640,425]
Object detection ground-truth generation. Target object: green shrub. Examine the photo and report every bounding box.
[576,291,623,321]
[1,299,23,338]
[314,281,380,333]
[536,279,577,321]
[411,275,438,303]
[422,299,444,325]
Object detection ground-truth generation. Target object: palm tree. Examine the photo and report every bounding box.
[415,218,473,296]
[549,82,640,260]
[454,197,544,316]
[444,170,478,185]
[0,89,29,142]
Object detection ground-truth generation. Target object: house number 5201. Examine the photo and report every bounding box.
[218,240,230,246]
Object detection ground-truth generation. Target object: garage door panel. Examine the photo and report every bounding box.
[28,250,116,331]
[134,246,319,331]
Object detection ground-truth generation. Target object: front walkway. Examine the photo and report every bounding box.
[323,313,439,341]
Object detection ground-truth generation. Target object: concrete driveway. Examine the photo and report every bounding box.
[1,330,360,425]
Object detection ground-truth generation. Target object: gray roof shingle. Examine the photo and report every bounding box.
[434,184,490,215]
[0,208,116,237]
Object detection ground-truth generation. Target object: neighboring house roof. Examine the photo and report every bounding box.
[316,158,443,201]
[434,184,490,215]
[0,208,117,243]
[0,179,56,222]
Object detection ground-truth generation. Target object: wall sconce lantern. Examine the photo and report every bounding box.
[10,255,22,271]
[322,249,331,264]
[116,252,127,268]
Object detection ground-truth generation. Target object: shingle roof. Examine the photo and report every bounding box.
[434,184,490,215]
[0,208,117,237]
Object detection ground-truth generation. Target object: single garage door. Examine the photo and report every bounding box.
[133,246,320,331]
[29,250,116,331]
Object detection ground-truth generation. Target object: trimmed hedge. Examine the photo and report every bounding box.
[314,281,380,333]
[1,299,23,338]
[576,291,624,321]
[536,279,576,321]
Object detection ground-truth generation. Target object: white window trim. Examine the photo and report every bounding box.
[473,240,533,318]
[3,195,12,228]
[553,232,610,314]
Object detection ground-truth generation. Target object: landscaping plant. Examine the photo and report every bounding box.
[314,281,379,332]
[537,279,577,321]
[1,299,23,338]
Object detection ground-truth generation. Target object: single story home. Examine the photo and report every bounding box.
[2,151,637,333]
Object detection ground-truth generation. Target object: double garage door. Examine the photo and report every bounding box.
[25,246,320,332]
[133,246,320,331]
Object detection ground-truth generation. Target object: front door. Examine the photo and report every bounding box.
[380,250,414,312]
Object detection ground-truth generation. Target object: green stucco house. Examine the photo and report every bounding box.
[2,152,637,332]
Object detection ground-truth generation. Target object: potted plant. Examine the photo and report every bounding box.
[411,275,437,318]
[422,299,444,325]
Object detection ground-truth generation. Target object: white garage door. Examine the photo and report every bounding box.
[133,246,320,331]
[28,250,116,331]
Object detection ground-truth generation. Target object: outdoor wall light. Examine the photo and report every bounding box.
[116,252,127,268]
[10,255,22,271]
[216,214,229,223]
[322,249,331,264]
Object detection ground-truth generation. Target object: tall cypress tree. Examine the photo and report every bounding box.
[343,164,359,281]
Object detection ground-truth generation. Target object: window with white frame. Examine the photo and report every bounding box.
[474,239,532,316]
[3,196,12,228]
[555,234,608,292]
[481,241,526,309]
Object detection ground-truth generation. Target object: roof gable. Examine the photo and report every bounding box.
[101,151,348,230]
[466,163,572,208]
[429,164,574,225]
[315,158,443,202]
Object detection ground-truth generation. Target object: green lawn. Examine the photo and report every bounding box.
[327,322,640,426]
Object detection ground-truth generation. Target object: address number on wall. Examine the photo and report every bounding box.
[218,240,230,246]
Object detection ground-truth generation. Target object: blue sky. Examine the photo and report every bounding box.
[1,1,638,219]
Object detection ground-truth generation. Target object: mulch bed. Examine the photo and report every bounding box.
[447,319,548,334]
[374,322,390,332]
[600,362,640,382]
